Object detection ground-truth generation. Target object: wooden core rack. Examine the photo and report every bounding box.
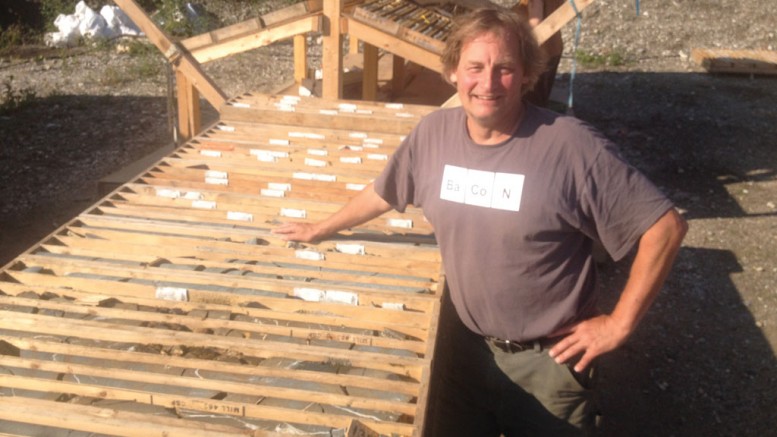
[0,96,441,436]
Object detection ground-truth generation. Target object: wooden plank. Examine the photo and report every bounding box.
[220,103,419,134]
[188,16,321,64]
[294,34,309,83]
[532,0,595,48]
[176,69,202,141]
[4,270,433,331]
[0,312,426,375]
[0,336,420,395]
[392,55,406,95]
[0,292,431,352]
[0,355,418,416]
[350,5,446,54]
[0,397,265,437]
[322,0,345,99]
[346,18,443,73]
[224,92,435,116]
[0,375,414,436]
[15,254,437,308]
[181,18,264,51]
[691,48,777,75]
[362,43,380,100]
[69,214,441,268]
[262,0,320,26]
[113,0,227,109]
[1,279,431,340]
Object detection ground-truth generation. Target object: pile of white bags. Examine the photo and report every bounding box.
[46,1,143,47]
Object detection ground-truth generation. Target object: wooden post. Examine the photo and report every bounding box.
[392,55,406,96]
[362,43,379,101]
[175,70,201,142]
[322,0,344,100]
[349,37,360,55]
[294,34,308,84]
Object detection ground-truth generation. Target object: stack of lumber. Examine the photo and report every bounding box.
[0,95,442,436]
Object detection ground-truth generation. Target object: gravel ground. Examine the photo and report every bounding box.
[1,0,776,435]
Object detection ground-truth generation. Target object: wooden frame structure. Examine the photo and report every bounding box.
[0,96,441,436]
[115,0,594,140]
[0,1,595,434]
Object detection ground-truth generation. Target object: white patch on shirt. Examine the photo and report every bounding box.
[440,164,524,212]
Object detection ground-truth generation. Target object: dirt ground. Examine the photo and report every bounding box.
[1,0,776,435]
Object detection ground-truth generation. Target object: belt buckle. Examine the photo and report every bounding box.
[490,337,528,353]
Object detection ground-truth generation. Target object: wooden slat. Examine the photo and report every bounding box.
[346,17,443,73]
[691,48,777,75]
[0,336,420,395]
[0,397,269,436]
[187,16,321,64]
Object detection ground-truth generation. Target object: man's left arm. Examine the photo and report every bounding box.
[549,208,688,372]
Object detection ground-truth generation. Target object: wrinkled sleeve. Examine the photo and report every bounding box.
[578,139,675,261]
[373,131,418,213]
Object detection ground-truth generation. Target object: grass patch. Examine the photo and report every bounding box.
[97,54,165,86]
[0,76,38,115]
[575,49,631,68]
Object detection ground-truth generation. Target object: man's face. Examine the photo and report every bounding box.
[448,30,528,135]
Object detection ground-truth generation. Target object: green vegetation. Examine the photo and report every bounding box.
[0,23,26,51]
[0,76,38,115]
[575,49,631,68]
[97,54,165,86]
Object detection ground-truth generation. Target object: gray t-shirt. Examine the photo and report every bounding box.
[375,105,674,341]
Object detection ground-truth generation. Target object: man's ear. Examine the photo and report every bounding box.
[447,70,458,85]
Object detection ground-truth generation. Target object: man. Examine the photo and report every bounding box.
[274,8,687,436]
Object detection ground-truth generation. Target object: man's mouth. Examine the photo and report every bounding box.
[471,94,501,101]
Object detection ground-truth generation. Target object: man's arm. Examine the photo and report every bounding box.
[272,183,393,243]
[549,208,688,372]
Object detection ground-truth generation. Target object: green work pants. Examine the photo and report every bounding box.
[429,295,596,436]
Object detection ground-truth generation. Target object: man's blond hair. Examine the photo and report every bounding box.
[441,8,546,95]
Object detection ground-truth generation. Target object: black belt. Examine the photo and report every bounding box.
[484,336,554,353]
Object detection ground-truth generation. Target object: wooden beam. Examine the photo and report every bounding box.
[113,0,227,109]
[392,55,406,96]
[175,70,201,141]
[294,34,309,83]
[186,16,321,64]
[345,18,442,73]
[322,0,344,100]
[0,397,256,437]
[691,48,777,75]
[0,336,421,395]
[362,43,379,100]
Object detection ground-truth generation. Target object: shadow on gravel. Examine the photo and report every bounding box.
[572,71,777,221]
[0,94,181,265]
[572,71,777,435]
[596,246,776,436]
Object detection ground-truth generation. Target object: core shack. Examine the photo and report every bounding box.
[0,0,593,435]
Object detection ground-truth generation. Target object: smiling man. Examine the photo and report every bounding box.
[274,8,687,436]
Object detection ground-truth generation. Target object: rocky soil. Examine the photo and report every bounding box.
[1,0,776,435]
